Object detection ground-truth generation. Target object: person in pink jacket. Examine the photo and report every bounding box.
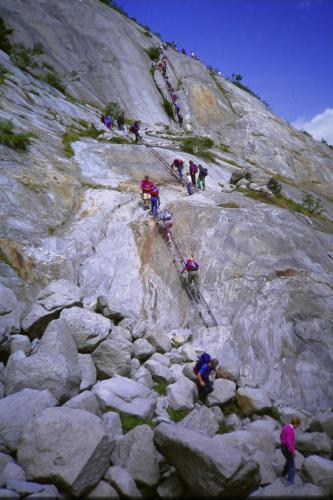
[280,416,300,484]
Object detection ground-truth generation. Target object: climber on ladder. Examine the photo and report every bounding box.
[171,158,185,180]
[181,255,200,300]
[140,175,154,210]
[157,209,173,244]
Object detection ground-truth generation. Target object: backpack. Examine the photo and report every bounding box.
[150,186,159,197]
[193,353,211,374]
[190,163,198,174]
[200,167,208,177]
[185,259,199,271]
[160,210,172,221]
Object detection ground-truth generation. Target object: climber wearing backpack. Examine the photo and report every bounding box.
[193,354,219,401]
[140,176,154,210]
[157,209,173,243]
[177,112,183,128]
[197,164,208,190]
[181,255,200,298]
[117,111,125,132]
[129,120,142,143]
[101,114,113,130]
[150,184,160,219]
[189,160,198,186]
[171,158,184,179]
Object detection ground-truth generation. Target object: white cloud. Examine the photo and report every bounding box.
[291,108,333,145]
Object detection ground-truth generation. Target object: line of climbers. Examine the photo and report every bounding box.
[171,158,208,195]
[152,48,183,128]
[158,42,222,75]
[140,174,201,300]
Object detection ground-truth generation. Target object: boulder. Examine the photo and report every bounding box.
[63,390,100,415]
[224,413,241,431]
[92,331,132,379]
[144,359,175,384]
[206,379,236,406]
[182,363,197,382]
[9,335,30,356]
[297,432,331,458]
[154,423,260,496]
[150,352,170,366]
[0,284,20,338]
[101,412,123,441]
[0,389,57,451]
[22,280,83,338]
[177,405,219,436]
[302,455,333,494]
[131,365,154,389]
[236,387,272,416]
[250,478,324,497]
[60,307,111,352]
[93,376,157,419]
[167,378,197,411]
[4,319,81,403]
[96,296,136,322]
[86,480,119,498]
[118,317,136,333]
[17,407,112,497]
[111,425,160,487]
[0,489,19,498]
[132,338,155,361]
[5,480,45,496]
[104,466,142,498]
[0,463,25,487]
[131,320,149,340]
[144,326,172,353]
[156,470,184,498]
[309,412,333,438]
[78,354,96,391]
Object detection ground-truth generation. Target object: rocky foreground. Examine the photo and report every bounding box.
[0,279,332,497]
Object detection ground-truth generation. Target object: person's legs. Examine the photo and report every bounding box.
[288,454,295,484]
[191,174,196,186]
[177,167,183,179]
[197,177,203,190]
[202,177,206,190]
[151,197,158,217]
[187,182,193,195]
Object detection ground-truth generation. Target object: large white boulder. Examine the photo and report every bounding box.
[78,354,96,391]
[302,455,333,495]
[111,425,160,487]
[0,388,56,451]
[206,379,236,406]
[104,466,142,498]
[60,307,111,352]
[154,423,260,496]
[176,405,220,436]
[144,326,172,353]
[17,407,112,497]
[236,387,272,416]
[4,319,81,403]
[297,432,332,458]
[309,412,333,438]
[92,327,132,379]
[22,280,83,338]
[0,284,20,339]
[93,376,157,419]
[144,359,175,384]
[63,390,100,415]
[167,377,197,411]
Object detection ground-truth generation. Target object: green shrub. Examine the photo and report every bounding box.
[179,135,215,160]
[219,143,231,153]
[301,193,323,215]
[146,46,160,61]
[0,17,13,54]
[40,70,66,93]
[109,136,129,144]
[103,101,123,120]
[62,123,104,157]
[266,406,281,421]
[163,98,174,119]
[153,381,168,396]
[0,120,34,151]
[119,413,156,433]
[221,400,242,417]
[143,30,152,38]
[166,407,190,422]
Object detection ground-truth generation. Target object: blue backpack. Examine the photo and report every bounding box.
[193,353,211,374]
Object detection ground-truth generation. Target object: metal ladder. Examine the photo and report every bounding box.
[143,141,187,189]
[157,225,218,328]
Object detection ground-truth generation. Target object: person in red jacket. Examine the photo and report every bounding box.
[140,176,154,210]
[280,416,300,484]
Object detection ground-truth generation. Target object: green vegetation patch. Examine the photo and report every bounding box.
[109,136,129,144]
[119,413,157,433]
[62,123,104,157]
[145,46,160,61]
[180,135,216,161]
[0,16,13,54]
[163,98,174,119]
[239,188,327,220]
[219,202,241,209]
[218,143,231,153]
[0,64,9,84]
[103,101,123,120]
[0,120,34,151]
[153,381,168,396]
[167,406,190,422]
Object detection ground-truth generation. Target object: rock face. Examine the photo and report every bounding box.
[154,423,260,496]
[17,407,112,497]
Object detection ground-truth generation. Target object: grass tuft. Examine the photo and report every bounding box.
[0,120,34,151]
[167,406,190,422]
[119,413,157,433]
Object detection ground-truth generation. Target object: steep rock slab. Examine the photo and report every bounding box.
[17,407,112,497]
[4,319,81,402]
[111,425,160,487]
[60,307,111,352]
[93,376,157,419]
[154,423,260,496]
[22,280,83,338]
[302,455,333,495]
[0,388,56,451]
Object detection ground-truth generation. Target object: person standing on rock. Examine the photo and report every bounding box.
[189,160,198,187]
[140,175,154,210]
[129,120,141,143]
[196,357,219,401]
[280,416,300,484]
[185,171,193,196]
[117,111,125,132]
[150,184,160,219]
[197,164,208,190]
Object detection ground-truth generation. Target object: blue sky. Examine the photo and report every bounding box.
[114,0,333,144]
